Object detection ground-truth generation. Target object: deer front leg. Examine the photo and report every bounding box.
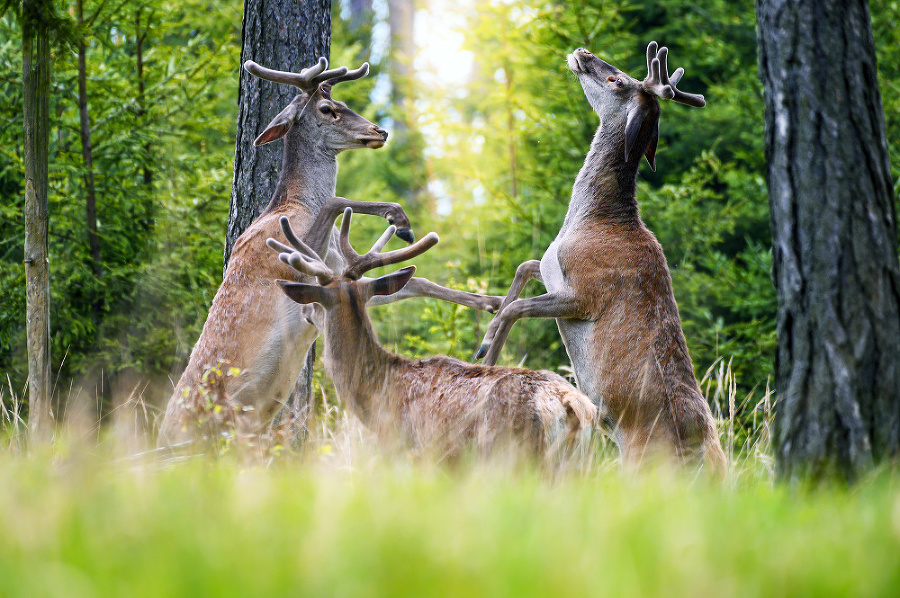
[367,276,504,312]
[475,291,584,366]
[305,196,413,257]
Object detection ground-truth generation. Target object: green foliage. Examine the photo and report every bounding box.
[1,0,898,435]
[0,0,242,405]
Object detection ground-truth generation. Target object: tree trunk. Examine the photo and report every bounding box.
[225,0,331,267]
[386,0,415,137]
[757,0,900,481]
[227,0,331,438]
[23,0,53,441]
[136,7,152,190]
[77,0,103,320]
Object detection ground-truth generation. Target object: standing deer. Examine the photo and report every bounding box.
[158,58,500,446]
[476,43,726,474]
[269,209,597,461]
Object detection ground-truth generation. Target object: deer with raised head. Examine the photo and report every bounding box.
[268,209,597,461]
[158,58,501,446]
[476,43,726,474]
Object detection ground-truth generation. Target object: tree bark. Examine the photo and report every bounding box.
[136,7,152,190]
[225,0,331,268]
[757,0,900,481]
[23,0,53,441]
[77,0,103,320]
[227,0,331,437]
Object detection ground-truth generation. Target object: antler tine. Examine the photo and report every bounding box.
[337,207,439,280]
[278,216,321,260]
[641,42,706,108]
[321,63,370,94]
[338,208,361,264]
[266,216,334,284]
[244,57,349,93]
[283,251,333,285]
[368,225,398,255]
[345,232,439,280]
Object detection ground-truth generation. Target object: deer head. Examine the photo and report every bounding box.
[567,42,705,170]
[266,208,439,311]
[245,57,389,153]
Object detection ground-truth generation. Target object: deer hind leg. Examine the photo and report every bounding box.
[475,290,583,366]
[495,259,543,315]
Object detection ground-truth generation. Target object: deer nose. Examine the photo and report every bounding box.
[374,127,388,141]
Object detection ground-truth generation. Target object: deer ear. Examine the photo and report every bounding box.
[623,106,647,164]
[277,280,336,308]
[644,117,659,171]
[255,102,299,146]
[370,266,416,297]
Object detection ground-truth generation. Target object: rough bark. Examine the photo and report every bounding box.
[227,0,331,434]
[757,0,900,481]
[225,0,331,267]
[23,0,53,441]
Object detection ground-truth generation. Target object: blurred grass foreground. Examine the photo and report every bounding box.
[0,433,899,596]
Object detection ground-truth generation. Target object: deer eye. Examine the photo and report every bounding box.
[607,77,623,88]
[319,105,334,116]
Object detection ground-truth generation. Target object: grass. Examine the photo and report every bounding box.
[0,449,898,597]
[1,364,898,597]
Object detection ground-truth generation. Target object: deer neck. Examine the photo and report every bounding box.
[265,126,338,215]
[322,296,403,425]
[566,112,642,226]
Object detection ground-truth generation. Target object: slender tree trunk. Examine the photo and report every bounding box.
[386,0,415,138]
[226,0,331,267]
[757,0,900,481]
[136,8,152,190]
[77,0,103,321]
[23,0,53,441]
[348,0,373,32]
[227,0,331,437]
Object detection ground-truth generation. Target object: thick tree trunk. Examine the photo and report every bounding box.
[23,0,53,441]
[757,0,900,481]
[225,0,331,267]
[227,0,331,437]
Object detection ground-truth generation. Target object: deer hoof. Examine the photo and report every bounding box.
[397,228,415,244]
[474,343,488,360]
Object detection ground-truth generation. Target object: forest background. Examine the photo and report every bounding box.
[0,0,898,439]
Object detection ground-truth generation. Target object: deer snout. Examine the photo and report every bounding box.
[569,48,616,77]
[361,125,388,148]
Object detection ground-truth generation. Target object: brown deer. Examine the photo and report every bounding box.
[476,43,726,474]
[269,209,597,461]
[158,58,500,446]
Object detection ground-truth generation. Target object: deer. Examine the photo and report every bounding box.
[158,58,501,446]
[267,208,598,462]
[475,42,727,475]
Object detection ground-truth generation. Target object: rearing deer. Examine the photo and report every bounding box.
[476,43,726,474]
[268,209,597,461]
[158,58,500,446]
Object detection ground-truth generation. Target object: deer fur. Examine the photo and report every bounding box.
[158,58,502,446]
[157,58,412,445]
[272,210,598,461]
[476,43,726,474]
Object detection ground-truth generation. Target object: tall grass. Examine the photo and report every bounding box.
[2,364,898,597]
